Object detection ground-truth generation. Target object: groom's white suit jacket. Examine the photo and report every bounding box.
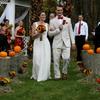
[49,16,75,48]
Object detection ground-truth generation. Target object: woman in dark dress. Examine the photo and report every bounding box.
[94,22,100,52]
[14,20,25,49]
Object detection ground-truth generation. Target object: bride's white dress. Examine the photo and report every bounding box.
[31,22,51,82]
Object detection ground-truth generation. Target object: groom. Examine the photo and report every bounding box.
[49,5,75,80]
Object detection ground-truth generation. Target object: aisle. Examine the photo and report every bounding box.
[0,58,100,100]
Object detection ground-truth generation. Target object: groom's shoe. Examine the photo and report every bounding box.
[30,77,34,80]
[54,78,61,80]
[62,73,67,80]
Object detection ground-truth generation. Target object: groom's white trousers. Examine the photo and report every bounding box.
[53,43,70,79]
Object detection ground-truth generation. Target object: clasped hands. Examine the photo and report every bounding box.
[49,24,63,31]
[59,24,63,30]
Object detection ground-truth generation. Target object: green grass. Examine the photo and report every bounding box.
[0,57,100,100]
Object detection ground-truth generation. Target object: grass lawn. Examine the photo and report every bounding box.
[0,55,100,100]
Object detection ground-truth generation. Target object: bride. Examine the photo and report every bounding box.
[31,12,51,82]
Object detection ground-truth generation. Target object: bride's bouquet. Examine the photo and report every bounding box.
[37,25,46,33]
[36,25,46,41]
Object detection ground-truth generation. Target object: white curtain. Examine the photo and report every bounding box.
[0,0,29,38]
[0,2,29,24]
[0,5,7,23]
[15,9,29,24]
[5,0,15,38]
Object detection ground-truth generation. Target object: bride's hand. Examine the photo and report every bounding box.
[32,32,37,37]
[32,31,40,39]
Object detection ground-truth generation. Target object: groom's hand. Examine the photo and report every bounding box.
[49,26,55,31]
[59,24,63,30]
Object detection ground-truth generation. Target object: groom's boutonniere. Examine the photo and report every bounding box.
[66,22,68,24]
[62,20,68,25]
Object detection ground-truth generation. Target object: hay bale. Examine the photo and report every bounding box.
[94,54,100,75]
[9,53,22,74]
[82,50,94,68]
[0,52,28,78]
[0,57,10,77]
[82,50,100,75]
[9,56,18,72]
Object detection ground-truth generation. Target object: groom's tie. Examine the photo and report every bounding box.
[78,22,81,34]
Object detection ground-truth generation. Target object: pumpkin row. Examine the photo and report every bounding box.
[83,44,100,54]
[0,46,21,57]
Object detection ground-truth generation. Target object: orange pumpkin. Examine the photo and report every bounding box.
[96,78,100,84]
[9,51,16,57]
[83,44,90,50]
[87,49,94,55]
[0,51,7,57]
[14,46,21,53]
[96,47,100,54]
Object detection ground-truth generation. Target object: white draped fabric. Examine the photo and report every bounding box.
[6,0,15,38]
[0,0,29,39]
[15,9,29,24]
[0,5,7,23]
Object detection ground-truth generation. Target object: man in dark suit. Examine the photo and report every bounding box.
[94,22,100,52]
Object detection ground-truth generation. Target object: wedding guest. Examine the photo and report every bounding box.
[74,15,88,71]
[74,15,88,62]
[4,19,12,50]
[48,13,55,62]
[94,22,100,52]
[31,12,51,82]
[49,13,55,20]
[0,23,8,51]
[14,20,25,49]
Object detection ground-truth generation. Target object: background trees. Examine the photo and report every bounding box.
[0,0,99,36]
[72,0,100,34]
[30,0,43,24]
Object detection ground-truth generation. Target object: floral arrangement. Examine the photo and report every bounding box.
[37,25,46,41]
[18,61,28,74]
[83,68,92,76]
[22,62,28,68]
[0,77,11,86]
[37,25,46,33]
[9,71,16,78]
